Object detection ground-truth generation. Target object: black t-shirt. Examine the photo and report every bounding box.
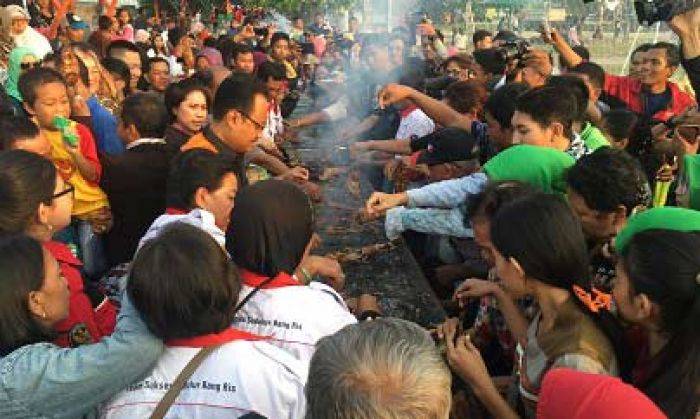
[643,88,672,119]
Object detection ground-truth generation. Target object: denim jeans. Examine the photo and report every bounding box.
[54,218,108,281]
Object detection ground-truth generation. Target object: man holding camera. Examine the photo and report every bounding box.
[548,9,698,122]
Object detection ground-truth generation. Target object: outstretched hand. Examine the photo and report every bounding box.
[453,278,501,308]
[365,191,408,217]
[377,84,415,109]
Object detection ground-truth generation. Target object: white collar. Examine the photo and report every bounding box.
[126,138,166,150]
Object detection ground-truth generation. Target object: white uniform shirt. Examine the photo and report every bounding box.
[233,271,357,364]
[101,329,307,419]
[395,107,435,140]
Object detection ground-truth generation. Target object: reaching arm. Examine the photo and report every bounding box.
[352,139,412,155]
[544,28,584,69]
[0,296,162,418]
[492,287,530,346]
[378,84,473,132]
[670,8,700,101]
[287,111,329,129]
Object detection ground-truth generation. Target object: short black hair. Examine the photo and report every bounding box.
[167,149,237,210]
[0,116,40,150]
[566,147,649,214]
[472,29,492,46]
[98,15,113,31]
[0,150,56,234]
[270,31,290,47]
[163,78,210,121]
[515,86,577,139]
[546,75,589,122]
[632,43,653,56]
[651,41,681,68]
[0,234,54,356]
[107,39,141,59]
[603,109,638,143]
[128,223,241,341]
[444,80,488,114]
[121,92,169,138]
[256,60,286,82]
[473,48,506,76]
[101,56,130,85]
[232,42,253,60]
[212,73,267,121]
[18,67,66,106]
[571,61,605,91]
[148,56,169,71]
[442,54,472,70]
[484,82,529,129]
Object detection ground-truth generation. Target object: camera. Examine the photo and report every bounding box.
[633,0,700,25]
[496,40,531,64]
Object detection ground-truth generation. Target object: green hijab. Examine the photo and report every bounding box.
[615,207,700,255]
[5,47,36,101]
[483,144,576,194]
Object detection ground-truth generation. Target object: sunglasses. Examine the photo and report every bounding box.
[20,60,42,70]
[52,184,74,200]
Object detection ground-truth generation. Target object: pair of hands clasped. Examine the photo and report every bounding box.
[437,278,506,389]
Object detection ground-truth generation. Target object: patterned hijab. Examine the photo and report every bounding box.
[0,7,16,72]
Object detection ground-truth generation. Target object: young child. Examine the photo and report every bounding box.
[19,67,111,279]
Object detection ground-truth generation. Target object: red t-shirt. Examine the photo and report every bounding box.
[44,241,117,347]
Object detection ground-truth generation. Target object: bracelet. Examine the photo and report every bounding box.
[299,267,313,285]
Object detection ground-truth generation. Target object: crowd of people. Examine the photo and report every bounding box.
[0,1,698,418]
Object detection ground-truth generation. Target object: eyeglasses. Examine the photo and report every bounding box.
[20,60,42,70]
[238,110,266,131]
[52,184,74,200]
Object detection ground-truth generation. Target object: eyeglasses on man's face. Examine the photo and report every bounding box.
[238,110,266,131]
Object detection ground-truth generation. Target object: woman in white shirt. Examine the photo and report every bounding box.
[226,180,357,364]
[102,223,306,418]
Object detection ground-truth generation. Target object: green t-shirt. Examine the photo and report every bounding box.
[580,122,610,151]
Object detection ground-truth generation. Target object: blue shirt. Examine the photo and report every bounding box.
[87,96,125,155]
[0,296,162,418]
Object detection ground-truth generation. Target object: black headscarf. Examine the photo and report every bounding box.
[226,180,314,277]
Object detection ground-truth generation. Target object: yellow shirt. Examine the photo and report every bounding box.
[45,123,109,216]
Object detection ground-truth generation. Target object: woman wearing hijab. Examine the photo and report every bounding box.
[3,46,37,116]
[0,6,16,84]
[4,5,52,59]
[226,180,357,364]
[613,207,700,418]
